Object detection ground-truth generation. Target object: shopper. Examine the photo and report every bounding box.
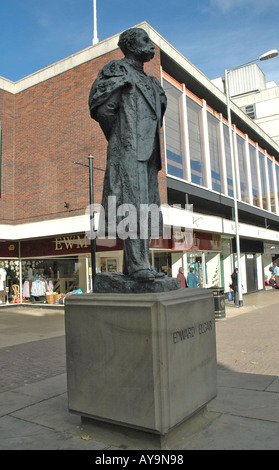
[273,263,279,284]
[269,275,279,289]
[231,268,239,306]
[187,267,200,288]
[177,267,187,288]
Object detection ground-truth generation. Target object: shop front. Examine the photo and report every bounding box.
[150,229,223,288]
[0,229,232,304]
[0,235,91,304]
[263,242,279,286]
[0,234,127,304]
[232,238,264,293]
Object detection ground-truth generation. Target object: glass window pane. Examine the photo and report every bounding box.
[0,121,2,197]
[21,256,88,298]
[236,134,249,203]
[276,165,279,208]
[207,112,222,193]
[163,79,185,179]
[223,125,233,197]
[275,163,279,210]
[187,97,205,187]
[259,151,267,209]
[267,157,276,212]
[248,144,260,207]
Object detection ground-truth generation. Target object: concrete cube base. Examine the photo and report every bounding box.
[65,288,217,435]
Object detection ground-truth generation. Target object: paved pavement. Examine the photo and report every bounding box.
[0,289,279,450]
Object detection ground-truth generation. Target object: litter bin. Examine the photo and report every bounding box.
[209,287,226,318]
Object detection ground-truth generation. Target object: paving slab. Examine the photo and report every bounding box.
[0,306,64,348]
[0,294,279,450]
[208,386,279,422]
[217,369,277,391]
[0,415,107,450]
[266,377,279,393]
[181,413,279,450]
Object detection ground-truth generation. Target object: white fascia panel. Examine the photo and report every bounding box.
[162,206,223,233]
[0,215,90,241]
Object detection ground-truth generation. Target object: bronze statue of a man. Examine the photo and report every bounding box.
[89,28,167,282]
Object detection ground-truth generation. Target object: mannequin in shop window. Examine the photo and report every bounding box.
[0,266,7,303]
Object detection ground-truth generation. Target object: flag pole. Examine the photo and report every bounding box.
[93,0,99,45]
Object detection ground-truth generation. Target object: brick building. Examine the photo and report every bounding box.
[1,22,279,303]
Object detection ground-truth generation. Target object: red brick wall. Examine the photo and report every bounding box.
[0,89,15,222]
[0,44,167,225]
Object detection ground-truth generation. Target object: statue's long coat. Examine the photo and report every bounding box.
[89,58,167,236]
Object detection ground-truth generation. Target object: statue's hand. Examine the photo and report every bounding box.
[122,78,133,90]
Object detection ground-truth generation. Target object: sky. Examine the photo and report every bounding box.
[0,0,279,85]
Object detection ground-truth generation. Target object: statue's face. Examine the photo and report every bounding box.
[131,29,155,63]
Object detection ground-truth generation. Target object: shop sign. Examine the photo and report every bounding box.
[172,230,221,251]
[20,234,91,258]
[264,242,279,254]
[0,241,19,258]
[172,228,193,249]
[20,233,124,258]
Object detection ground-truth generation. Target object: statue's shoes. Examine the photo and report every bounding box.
[150,269,165,279]
[130,269,155,282]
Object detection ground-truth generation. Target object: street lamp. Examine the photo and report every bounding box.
[74,155,96,291]
[74,156,106,291]
[224,49,278,307]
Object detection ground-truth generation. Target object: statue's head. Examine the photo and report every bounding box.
[118,28,155,63]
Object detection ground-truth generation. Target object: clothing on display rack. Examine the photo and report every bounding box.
[0,268,7,291]
[31,278,47,297]
[23,281,31,298]
[22,273,54,302]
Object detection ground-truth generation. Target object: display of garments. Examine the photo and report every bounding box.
[23,281,31,298]
[26,268,33,281]
[0,268,7,291]
[31,280,46,297]
[47,280,53,293]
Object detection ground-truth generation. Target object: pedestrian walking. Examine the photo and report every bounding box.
[268,274,279,289]
[177,267,187,288]
[273,263,279,284]
[187,267,200,288]
[231,268,239,306]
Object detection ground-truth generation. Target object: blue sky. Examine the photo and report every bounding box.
[0,0,278,85]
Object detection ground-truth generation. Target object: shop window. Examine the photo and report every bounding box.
[0,121,2,196]
[207,112,223,193]
[163,79,186,179]
[187,252,203,285]
[0,259,20,302]
[187,97,206,187]
[153,251,172,277]
[258,151,268,209]
[249,143,260,207]
[267,157,276,212]
[236,134,249,203]
[223,125,234,197]
[205,252,221,287]
[99,257,118,272]
[21,256,88,303]
[276,165,279,207]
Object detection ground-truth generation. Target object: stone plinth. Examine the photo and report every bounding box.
[65,288,217,435]
[94,272,180,293]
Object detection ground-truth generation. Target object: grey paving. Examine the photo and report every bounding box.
[0,291,279,450]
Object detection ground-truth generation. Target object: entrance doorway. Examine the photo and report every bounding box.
[246,254,257,293]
